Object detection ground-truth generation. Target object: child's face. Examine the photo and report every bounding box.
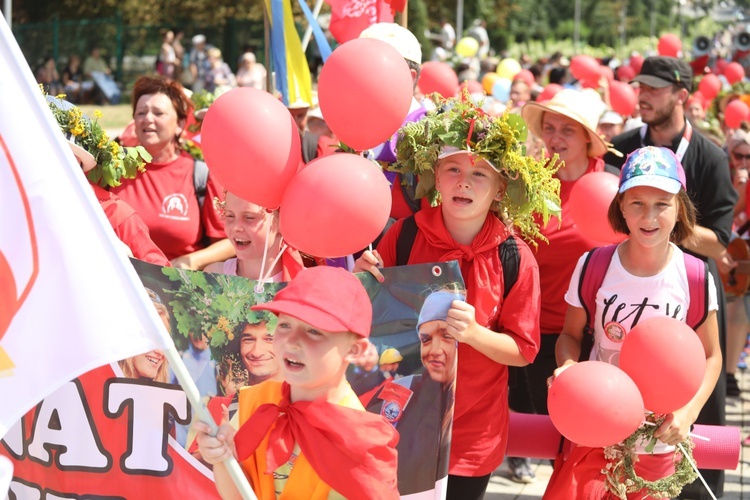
[224,193,279,264]
[434,154,503,223]
[273,313,364,402]
[619,186,678,248]
[418,320,457,384]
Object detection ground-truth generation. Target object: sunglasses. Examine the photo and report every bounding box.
[733,152,750,161]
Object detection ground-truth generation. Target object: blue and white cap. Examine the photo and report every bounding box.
[619,146,687,195]
[417,291,466,330]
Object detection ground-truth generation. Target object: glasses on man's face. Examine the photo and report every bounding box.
[733,152,750,162]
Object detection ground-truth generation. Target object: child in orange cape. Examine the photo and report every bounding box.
[195,266,399,499]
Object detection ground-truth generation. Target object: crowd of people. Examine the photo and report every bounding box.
[45,15,750,500]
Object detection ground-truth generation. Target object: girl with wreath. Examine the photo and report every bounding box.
[545,146,722,499]
[355,92,561,499]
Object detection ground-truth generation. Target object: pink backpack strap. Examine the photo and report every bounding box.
[683,253,709,329]
[577,245,618,360]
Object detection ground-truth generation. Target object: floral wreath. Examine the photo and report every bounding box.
[391,91,562,243]
[603,414,697,499]
[44,89,152,188]
[161,267,281,383]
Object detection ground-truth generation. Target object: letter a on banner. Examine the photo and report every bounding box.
[0,15,172,439]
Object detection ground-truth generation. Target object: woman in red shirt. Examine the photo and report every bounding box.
[111,76,232,269]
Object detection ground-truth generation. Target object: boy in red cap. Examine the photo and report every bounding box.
[195,266,399,499]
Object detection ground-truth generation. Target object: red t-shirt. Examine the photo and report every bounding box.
[91,184,170,267]
[110,153,225,261]
[377,206,541,476]
[533,157,604,334]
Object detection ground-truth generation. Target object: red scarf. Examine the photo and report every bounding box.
[234,382,400,499]
[414,206,509,323]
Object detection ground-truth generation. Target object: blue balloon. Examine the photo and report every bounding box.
[491,78,512,103]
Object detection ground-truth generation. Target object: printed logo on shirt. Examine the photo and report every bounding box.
[160,194,189,221]
[604,321,626,343]
[382,401,402,422]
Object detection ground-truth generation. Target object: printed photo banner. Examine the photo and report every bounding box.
[2,261,464,499]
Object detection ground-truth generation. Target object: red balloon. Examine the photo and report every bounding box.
[619,317,706,414]
[724,99,750,129]
[514,68,536,87]
[698,74,721,101]
[568,172,627,244]
[616,65,636,82]
[419,61,460,98]
[537,83,562,102]
[629,55,644,74]
[600,66,614,82]
[658,33,682,57]
[570,55,601,82]
[460,79,484,95]
[548,361,644,447]
[202,88,301,209]
[279,154,392,257]
[609,80,637,116]
[318,38,413,151]
[580,77,600,89]
[724,62,746,85]
[714,59,729,76]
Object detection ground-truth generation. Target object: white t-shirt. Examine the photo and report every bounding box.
[564,243,718,453]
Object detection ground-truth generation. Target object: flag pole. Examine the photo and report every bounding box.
[164,345,258,500]
[301,0,324,52]
[400,0,408,27]
[264,2,273,93]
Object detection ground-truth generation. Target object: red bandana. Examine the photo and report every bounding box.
[234,382,400,499]
[415,207,509,320]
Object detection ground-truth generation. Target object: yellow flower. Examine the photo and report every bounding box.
[94,110,103,119]
[109,141,120,156]
[56,93,67,100]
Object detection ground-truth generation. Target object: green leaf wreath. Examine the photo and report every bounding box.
[391,91,561,244]
[44,90,152,188]
[603,414,698,499]
[161,268,283,387]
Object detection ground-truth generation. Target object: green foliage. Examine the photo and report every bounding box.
[45,92,151,188]
[392,90,561,244]
[161,267,282,362]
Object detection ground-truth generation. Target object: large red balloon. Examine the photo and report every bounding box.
[318,38,413,151]
[548,361,644,447]
[568,172,627,244]
[609,81,637,116]
[724,62,746,85]
[279,154,392,257]
[698,74,721,101]
[724,99,750,129]
[202,88,301,209]
[538,83,562,102]
[570,55,600,82]
[619,317,706,414]
[419,61,460,98]
[658,34,682,57]
[629,54,644,74]
[600,66,615,82]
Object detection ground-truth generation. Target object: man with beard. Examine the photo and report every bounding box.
[604,55,737,499]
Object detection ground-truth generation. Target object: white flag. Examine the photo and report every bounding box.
[0,17,173,437]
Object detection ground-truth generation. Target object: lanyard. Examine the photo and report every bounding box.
[639,121,693,162]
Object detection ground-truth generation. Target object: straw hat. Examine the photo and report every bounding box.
[521,89,609,157]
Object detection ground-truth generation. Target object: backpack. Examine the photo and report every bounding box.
[576,244,709,361]
[395,215,519,299]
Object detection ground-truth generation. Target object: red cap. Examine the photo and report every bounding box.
[252,267,372,337]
